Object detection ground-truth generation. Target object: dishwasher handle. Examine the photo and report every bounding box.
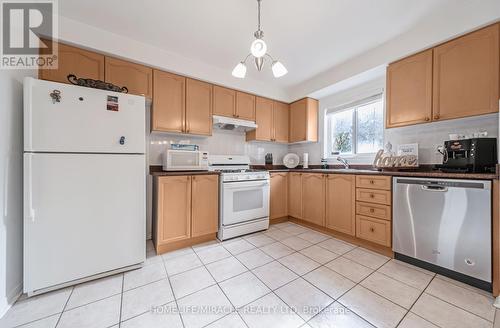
[421,185,448,192]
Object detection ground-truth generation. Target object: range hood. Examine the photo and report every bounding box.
[213,115,257,132]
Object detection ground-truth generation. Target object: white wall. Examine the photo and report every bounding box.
[289,77,499,166]
[0,69,36,317]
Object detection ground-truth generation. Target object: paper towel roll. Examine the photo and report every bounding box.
[303,153,309,169]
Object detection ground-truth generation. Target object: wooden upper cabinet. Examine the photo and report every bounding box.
[39,41,104,84]
[289,98,318,143]
[326,175,355,235]
[156,176,191,245]
[386,49,433,128]
[288,172,302,219]
[301,174,325,226]
[191,175,219,237]
[152,70,186,133]
[270,172,288,220]
[273,102,289,143]
[186,78,212,136]
[213,86,236,118]
[105,57,153,98]
[246,97,273,141]
[247,99,289,143]
[433,24,499,121]
[236,92,256,121]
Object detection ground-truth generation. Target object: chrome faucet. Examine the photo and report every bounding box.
[336,156,350,169]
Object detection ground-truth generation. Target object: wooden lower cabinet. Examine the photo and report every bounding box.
[355,176,392,247]
[301,173,325,226]
[154,174,218,253]
[356,215,391,247]
[356,188,391,205]
[356,175,391,190]
[191,175,219,237]
[286,172,393,254]
[356,202,391,221]
[326,174,355,236]
[270,172,288,220]
[155,175,192,245]
[288,172,302,219]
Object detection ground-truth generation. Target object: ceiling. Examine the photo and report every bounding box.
[59,0,462,95]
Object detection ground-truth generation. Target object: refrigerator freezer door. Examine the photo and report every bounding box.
[24,77,146,154]
[24,153,146,294]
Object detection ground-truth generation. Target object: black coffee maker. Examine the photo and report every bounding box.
[436,138,497,173]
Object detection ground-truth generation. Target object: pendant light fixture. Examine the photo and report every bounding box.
[232,0,288,79]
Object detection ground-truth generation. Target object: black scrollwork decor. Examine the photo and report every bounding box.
[67,74,128,93]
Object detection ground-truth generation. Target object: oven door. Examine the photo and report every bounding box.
[222,180,270,226]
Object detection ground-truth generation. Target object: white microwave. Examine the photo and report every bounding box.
[163,149,209,171]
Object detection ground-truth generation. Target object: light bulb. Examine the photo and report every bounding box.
[232,62,247,78]
[272,60,288,78]
[250,39,267,58]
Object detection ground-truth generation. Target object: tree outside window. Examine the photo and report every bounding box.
[327,96,384,157]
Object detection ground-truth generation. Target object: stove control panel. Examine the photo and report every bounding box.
[222,172,270,182]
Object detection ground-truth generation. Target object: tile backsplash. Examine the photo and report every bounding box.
[149,113,499,167]
[289,113,499,166]
[148,129,289,165]
[384,113,499,164]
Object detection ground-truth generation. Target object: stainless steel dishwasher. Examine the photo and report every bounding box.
[393,177,492,290]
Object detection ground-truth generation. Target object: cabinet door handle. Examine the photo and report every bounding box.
[434,114,440,120]
[425,117,430,121]
[369,194,375,198]
[370,227,375,232]
[369,180,375,184]
[369,208,375,213]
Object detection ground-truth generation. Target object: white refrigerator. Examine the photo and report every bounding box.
[23,77,146,296]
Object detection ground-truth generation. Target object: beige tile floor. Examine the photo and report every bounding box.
[1,222,498,328]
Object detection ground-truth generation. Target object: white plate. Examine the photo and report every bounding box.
[283,153,300,169]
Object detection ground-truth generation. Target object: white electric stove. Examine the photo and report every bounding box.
[209,155,270,240]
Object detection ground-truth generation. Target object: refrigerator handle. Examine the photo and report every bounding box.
[26,155,36,222]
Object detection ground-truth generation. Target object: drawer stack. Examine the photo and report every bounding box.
[355,175,392,247]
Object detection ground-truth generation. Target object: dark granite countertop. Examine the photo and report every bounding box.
[252,165,498,180]
[268,168,498,180]
[149,166,220,177]
[149,165,498,180]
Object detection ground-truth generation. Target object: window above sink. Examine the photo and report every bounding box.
[325,94,384,159]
